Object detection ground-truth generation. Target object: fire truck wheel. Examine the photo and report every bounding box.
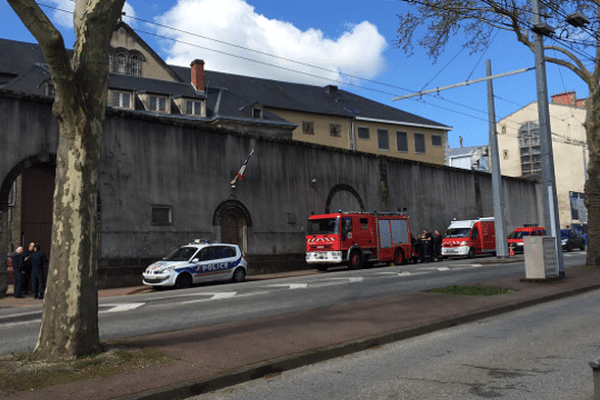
[175,273,193,289]
[467,248,475,259]
[394,249,405,265]
[348,251,363,270]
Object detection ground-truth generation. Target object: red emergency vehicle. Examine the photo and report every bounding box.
[507,225,546,253]
[442,217,496,259]
[306,211,413,271]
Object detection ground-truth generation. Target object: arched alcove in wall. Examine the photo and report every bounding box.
[0,153,56,256]
[325,184,365,214]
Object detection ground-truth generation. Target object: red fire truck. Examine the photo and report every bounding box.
[305,211,413,271]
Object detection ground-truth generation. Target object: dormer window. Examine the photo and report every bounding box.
[110,90,132,109]
[44,81,55,98]
[186,99,203,116]
[149,95,168,113]
[252,105,263,119]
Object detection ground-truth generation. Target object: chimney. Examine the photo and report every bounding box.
[191,59,205,91]
[551,91,576,106]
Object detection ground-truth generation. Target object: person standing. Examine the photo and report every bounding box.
[11,247,25,298]
[421,229,432,262]
[29,243,48,300]
[432,229,444,262]
[22,242,35,295]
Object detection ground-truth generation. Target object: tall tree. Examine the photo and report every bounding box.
[7,0,125,359]
[396,0,599,265]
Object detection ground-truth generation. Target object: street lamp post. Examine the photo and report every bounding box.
[531,0,564,275]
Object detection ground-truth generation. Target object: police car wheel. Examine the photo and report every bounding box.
[175,273,193,289]
[232,268,246,283]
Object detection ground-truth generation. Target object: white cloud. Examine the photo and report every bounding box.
[155,0,387,86]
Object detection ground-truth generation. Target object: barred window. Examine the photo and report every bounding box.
[111,91,132,109]
[130,55,141,76]
[302,121,315,135]
[330,124,342,138]
[186,100,202,115]
[149,95,167,112]
[117,53,127,75]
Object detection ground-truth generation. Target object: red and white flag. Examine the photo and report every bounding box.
[231,149,254,186]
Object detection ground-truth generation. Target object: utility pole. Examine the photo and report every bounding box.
[532,0,564,275]
[486,60,509,258]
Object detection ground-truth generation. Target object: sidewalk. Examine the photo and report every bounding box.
[1,265,600,400]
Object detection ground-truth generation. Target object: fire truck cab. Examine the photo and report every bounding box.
[305,212,412,271]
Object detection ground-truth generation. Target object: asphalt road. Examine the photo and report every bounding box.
[192,281,600,400]
[0,251,587,356]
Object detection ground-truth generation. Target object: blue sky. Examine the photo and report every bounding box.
[0,0,590,148]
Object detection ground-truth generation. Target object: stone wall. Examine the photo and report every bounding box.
[0,91,542,294]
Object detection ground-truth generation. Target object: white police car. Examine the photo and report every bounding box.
[142,240,249,289]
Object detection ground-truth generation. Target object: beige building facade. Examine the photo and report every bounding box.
[496,92,588,228]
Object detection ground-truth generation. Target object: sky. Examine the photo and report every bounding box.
[0,0,591,148]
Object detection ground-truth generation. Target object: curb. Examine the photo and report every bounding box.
[117,280,600,400]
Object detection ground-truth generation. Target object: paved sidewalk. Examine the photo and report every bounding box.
[1,265,600,400]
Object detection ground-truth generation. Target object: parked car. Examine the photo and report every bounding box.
[142,240,248,289]
[561,229,586,252]
[507,226,546,253]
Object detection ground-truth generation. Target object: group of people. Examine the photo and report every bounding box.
[10,241,48,299]
[411,229,444,263]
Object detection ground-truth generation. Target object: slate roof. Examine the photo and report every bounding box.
[171,65,451,130]
[0,37,451,131]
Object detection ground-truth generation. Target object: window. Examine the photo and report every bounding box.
[252,107,262,119]
[396,131,408,152]
[117,53,127,75]
[186,100,202,116]
[45,82,55,98]
[149,95,168,112]
[518,122,541,175]
[302,121,315,135]
[357,127,369,140]
[151,206,172,225]
[330,124,342,138]
[431,134,442,147]
[377,129,389,150]
[111,90,132,109]
[130,55,141,76]
[414,133,425,153]
[360,218,369,230]
[503,150,509,160]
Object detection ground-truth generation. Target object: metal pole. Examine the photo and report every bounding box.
[486,60,509,258]
[532,0,564,275]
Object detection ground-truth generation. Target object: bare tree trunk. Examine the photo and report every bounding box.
[7,0,124,360]
[35,106,104,358]
[585,85,600,266]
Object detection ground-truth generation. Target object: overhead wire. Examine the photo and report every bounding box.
[35,0,594,145]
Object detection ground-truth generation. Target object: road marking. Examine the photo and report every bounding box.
[179,291,239,304]
[269,283,309,289]
[99,302,145,313]
[419,267,450,271]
